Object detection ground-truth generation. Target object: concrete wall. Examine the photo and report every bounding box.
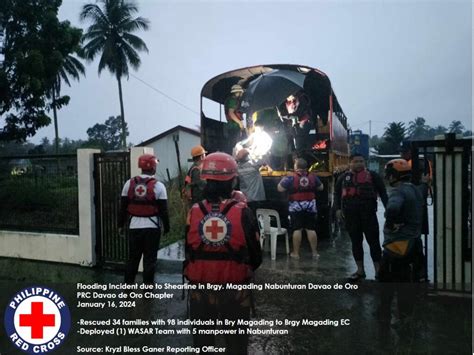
[0,147,168,272]
[0,149,100,265]
[145,129,200,181]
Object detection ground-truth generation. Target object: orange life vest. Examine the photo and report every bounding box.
[183,165,200,201]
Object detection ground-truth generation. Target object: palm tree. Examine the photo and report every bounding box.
[80,0,150,149]
[51,54,85,154]
[448,120,465,134]
[407,116,429,140]
[428,125,447,138]
[377,122,406,154]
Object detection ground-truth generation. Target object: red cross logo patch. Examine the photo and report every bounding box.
[4,286,71,354]
[299,176,310,188]
[199,213,231,246]
[134,183,147,198]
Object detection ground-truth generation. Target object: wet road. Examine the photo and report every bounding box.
[0,200,469,355]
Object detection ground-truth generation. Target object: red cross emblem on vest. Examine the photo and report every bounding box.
[299,176,310,187]
[134,184,147,197]
[19,301,55,339]
[202,217,228,243]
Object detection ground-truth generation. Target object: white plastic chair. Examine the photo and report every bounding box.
[256,209,289,260]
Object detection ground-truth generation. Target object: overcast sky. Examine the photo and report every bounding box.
[31,0,473,144]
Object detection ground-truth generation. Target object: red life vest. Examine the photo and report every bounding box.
[288,171,317,201]
[341,169,377,200]
[126,176,159,217]
[184,200,252,284]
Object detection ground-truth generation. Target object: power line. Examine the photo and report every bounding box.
[130,73,199,115]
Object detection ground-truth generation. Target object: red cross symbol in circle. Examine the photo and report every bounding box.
[19,301,55,339]
[205,220,224,240]
[135,185,146,196]
[300,177,309,187]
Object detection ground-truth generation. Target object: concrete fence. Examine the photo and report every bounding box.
[0,147,151,267]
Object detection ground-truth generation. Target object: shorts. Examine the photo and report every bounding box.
[290,211,317,230]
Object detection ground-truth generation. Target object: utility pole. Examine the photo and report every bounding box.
[369,120,372,138]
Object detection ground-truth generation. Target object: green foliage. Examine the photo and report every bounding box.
[86,115,129,151]
[80,0,150,148]
[0,0,83,142]
[0,140,36,155]
[448,120,465,134]
[407,117,430,140]
[427,125,448,138]
[372,118,471,154]
[0,173,78,232]
[377,122,406,154]
[161,178,187,247]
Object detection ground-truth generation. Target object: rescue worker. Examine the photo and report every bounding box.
[277,158,324,259]
[399,140,433,185]
[224,84,245,152]
[183,145,207,208]
[378,159,424,323]
[334,153,388,281]
[119,154,170,284]
[183,152,262,354]
[279,93,313,155]
[236,148,266,213]
[399,140,432,280]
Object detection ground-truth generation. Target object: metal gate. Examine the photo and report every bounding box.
[94,151,130,267]
[411,134,472,293]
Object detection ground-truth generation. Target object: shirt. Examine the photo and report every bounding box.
[237,160,266,202]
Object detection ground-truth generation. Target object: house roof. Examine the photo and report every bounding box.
[136,125,200,147]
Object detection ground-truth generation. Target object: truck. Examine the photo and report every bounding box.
[200,64,350,238]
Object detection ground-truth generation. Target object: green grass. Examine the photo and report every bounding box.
[160,180,187,247]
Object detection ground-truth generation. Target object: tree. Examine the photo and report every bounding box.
[80,0,150,149]
[86,115,129,151]
[50,52,85,154]
[0,0,83,142]
[407,117,429,140]
[448,120,465,134]
[427,125,447,138]
[377,122,406,154]
[0,140,35,156]
[369,134,382,150]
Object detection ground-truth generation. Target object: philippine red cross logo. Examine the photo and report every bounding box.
[299,176,310,188]
[4,286,71,354]
[134,183,147,198]
[199,213,231,246]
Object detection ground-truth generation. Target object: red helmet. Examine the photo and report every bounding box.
[201,152,238,181]
[138,154,158,171]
